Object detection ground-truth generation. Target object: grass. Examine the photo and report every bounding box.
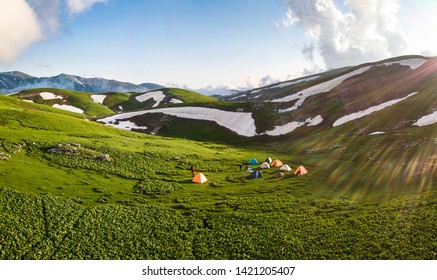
[1,93,436,259]
[14,88,115,117]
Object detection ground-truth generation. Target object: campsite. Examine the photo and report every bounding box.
[1,93,436,260]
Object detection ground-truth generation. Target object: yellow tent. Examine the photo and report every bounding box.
[270,159,283,167]
[192,173,208,183]
[294,165,308,176]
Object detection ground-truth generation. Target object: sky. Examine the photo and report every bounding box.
[0,0,436,92]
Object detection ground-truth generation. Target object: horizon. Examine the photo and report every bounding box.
[1,0,436,91]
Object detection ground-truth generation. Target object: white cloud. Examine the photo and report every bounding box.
[0,0,43,62]
[245,74,281,89]
[281,0,408,69]
[66,0,106,14]
[0,0,106,63]
[259,75,281,87]
[246,74,259,89]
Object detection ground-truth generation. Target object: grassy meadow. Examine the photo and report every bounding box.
[1,94,436,259]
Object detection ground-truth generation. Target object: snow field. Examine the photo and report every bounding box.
[270,58,427,113]
[333,92,418,127]
[98,107,257,137]
[135,91,166,107]
[52,104,84,114]
[108,120,147,130]
[262,115,323,136]
[90,94,106,104]
[414,111,437,127]
[40,92,63,100]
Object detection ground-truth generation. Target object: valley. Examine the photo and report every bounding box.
[1,55,436,260]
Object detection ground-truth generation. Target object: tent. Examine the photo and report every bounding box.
[280,164,291,172]
[264,157,272,164]
[192,173,208,183]
[250,170,262,178]
[259,162,270,169]
[270,159,283,167]
[248,158,259,165]
[274,171,285,178]
[294,165,308,176]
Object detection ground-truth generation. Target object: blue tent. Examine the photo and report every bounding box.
[250,170,262,178]
[248,158,258,165]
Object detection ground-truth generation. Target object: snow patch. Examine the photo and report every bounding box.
[333,92,418,127]
[272,66,372,112]
[228,94,246,101]
[307,115,323,126]
[52,104,84,114]
[169,98,183,104]
[90,94,106,104]
[381,58,427,70]
[98,107,257,137]
[135,91,166,107]
[369,131,385,135]
[263,115,323,136]
[40,92,63,100]
[250,89,262,94]
[107,121,147,131]
[23,100,34,103]
[269,76,320,89]
[413,111,437,127]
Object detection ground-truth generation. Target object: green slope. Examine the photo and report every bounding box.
[14,88,114,117]
[116,88,218,112]
[1,94,437,259]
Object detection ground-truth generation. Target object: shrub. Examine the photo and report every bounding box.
[133,179,181,195]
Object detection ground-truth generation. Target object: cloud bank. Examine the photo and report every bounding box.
[279,0,408,69]
[0,0,43,62]
[0,0,105,62]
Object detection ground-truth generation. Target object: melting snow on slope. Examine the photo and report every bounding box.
[270,58,426,113]
[369,131,385,135]
[40,92,63,100]
[169,98,183,104]
[262,115,323,136]
[272,67,372,113]
[90,94,106,104]
[381,58,427,70]
[269,76,320,89]
[109,121,147,130]
[135,91,166,107]
[246,76,320,97]
[228,94,246,100]
[52,104,84,114]
[333,92,418,127]
[98,107,257,137]
[413,111,437,127]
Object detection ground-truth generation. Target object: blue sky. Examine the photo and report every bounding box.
[0,0,436,91]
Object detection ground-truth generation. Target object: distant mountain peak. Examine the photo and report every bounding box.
[0,72,164,94]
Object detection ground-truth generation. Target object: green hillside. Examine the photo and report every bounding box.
[1,94,437,259]
[115,88,218,112]
[14,88,114,117]
[163,87,218,103]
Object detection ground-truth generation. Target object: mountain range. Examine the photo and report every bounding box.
[92,55,436,141]
[0,71,163,94]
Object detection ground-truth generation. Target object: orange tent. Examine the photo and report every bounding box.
[270,159,283,167]
[294,165,308,176]
[192,173,208,183]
